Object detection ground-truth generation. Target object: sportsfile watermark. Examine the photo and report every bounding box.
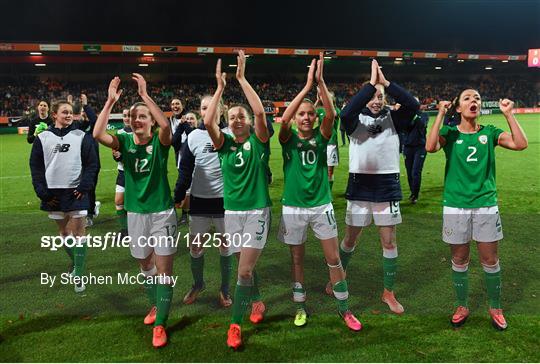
[40,232,255,251]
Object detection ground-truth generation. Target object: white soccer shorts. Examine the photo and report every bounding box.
[127,208,178,259]
[278,203,338,245]
[48,210,88,220]
[225,207,271,253]
[345,200,402,227]
[189,215,225,235]
[442,205,503,244]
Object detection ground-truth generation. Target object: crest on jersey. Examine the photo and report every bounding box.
[309,139,316,147]
[478,135,488,144]
[128,148,137,153]
[146,145,153,154]
[230,146,237,151]
[297,143,302,148]
[243,141,251,151]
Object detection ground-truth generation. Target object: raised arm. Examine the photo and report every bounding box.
[81,94,98,133]
[279,58,316,143]
[316,53,336,140]
[236,50,269,143]
[340,59,379,135]
[425,101,450,153]
[204,59,226,150]
[497,99,528,151]
[132,73,171,146]
[93,77,121,150]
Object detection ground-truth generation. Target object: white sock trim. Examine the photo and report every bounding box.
[237,276,253,286]
[451,260,469,273]
[190,249,205,259]
[333,290,349,300]
[219,248,233,257]
[482,260,501,274]
[340,240,355,253]
[141,266,157,277]
[292,283,306,303]
[383,247,398,259]
[157,274,173,285]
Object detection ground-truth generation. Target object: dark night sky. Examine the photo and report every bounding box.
[2,0,539,54]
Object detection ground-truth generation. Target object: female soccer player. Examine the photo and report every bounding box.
[339,59,420,315]
[204,51,271,350]
[30,100,98,293]
[174,97,233,309]
[93,74,177,348]
[426,92,528,330]
[27,100,52,144]
[112,108,132,235]
[278,53,362,331]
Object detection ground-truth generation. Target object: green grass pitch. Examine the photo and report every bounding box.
[0,113,539,362]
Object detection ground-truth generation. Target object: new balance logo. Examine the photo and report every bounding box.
[52,144,71,153]
[202,143,216,153]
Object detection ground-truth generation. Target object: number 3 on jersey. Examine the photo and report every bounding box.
[235,152,245,167]
[134,158,150,173]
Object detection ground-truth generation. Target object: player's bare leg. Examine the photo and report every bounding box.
[326,225,362,295]
[321,237,361,331]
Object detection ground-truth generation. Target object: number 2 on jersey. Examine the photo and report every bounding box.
[466,146,478,162]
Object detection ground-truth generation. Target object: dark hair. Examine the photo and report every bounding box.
[447,88,480,121]
[51,100,72,114]
[72,102,83,115]
[228,103,252,120]
[36,100,49,108]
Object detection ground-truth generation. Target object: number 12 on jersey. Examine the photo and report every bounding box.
[134,158,150,173]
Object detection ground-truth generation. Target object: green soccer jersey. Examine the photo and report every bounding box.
[281,127,331,207]
[117,132,173,213]
[439,124,504,208]
[217,133,271,211]
[316,106,340,145]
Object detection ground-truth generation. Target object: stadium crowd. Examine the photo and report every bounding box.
[1,75,538,117]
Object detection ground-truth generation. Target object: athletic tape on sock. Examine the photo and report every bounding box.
[116,204,124,210]
[292,282,306,302]
[451,260,469,272]
[383,247,398,259]
[482,260,501,274]
[141,266,157,277]
[340,240,355,253]
[327,261,343,269]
